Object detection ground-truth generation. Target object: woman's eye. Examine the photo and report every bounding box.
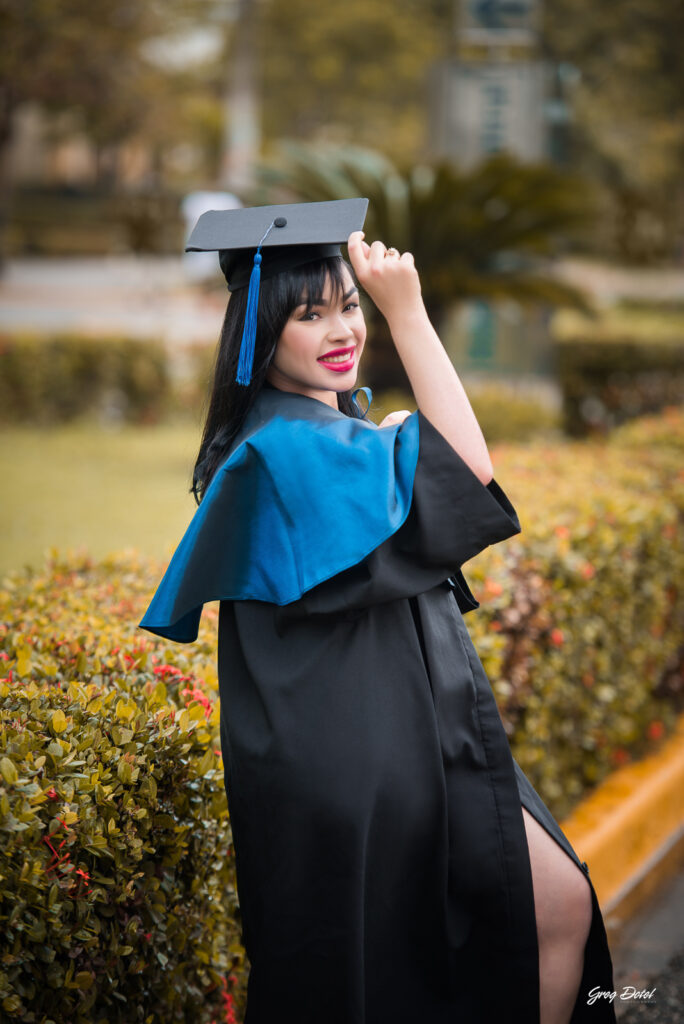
[299,302,357,321]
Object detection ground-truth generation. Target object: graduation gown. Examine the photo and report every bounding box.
[140,383,617,1024]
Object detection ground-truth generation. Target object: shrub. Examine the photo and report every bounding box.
[466,384,561,443]
[464,408,684,814]
[0,335,171,426]
[344,384,561,442]
[0,552,246,1023]
[0,331,563,444]
[551,307,684,436]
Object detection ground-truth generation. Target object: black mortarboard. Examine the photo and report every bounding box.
[185,198,369,386]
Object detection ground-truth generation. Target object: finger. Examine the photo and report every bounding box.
[351,232,372,261]
[381,409,411,427]
[369,239,387,272]
[400,251,414,264]
[346,231,368,274]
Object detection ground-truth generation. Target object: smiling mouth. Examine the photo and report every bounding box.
[317,347,356,365]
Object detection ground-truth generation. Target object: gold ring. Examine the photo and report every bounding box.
[385,247,400,257]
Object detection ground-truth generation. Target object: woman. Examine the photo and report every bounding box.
[140,200,617,1024]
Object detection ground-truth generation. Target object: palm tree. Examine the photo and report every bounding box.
[247,141,595,389]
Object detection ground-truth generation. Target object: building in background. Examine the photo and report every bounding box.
[429,0,572,169]
[429,0,574,384]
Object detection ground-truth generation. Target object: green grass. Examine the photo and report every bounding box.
[0,419,202,577]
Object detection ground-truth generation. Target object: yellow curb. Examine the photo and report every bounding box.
[561,710,684,927]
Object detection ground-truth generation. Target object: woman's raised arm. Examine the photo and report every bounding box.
[347,230,493,485]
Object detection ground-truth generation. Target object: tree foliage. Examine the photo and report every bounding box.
[256,142,593,301]
[252,141,593,387]
[256,0,449,165]
[0,0,209,178]
[542,0,684,187]
[541,0,684,257]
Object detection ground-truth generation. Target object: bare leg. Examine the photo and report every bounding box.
[521,807,593,1024]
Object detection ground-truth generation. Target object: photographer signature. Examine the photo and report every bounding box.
[587,985,656,1005]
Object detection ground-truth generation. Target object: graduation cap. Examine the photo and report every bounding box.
[185,197,369,386]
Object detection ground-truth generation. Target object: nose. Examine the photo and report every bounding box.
[327,310,356,342]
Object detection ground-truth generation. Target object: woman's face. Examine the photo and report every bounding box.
[265,266,366,408]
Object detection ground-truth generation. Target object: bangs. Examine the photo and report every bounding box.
[290,257,349,314]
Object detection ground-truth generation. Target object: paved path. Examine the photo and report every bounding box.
[0,256,226,345]
[611,868,684,1021]
[554,259,684,307]
[1,256,683,347]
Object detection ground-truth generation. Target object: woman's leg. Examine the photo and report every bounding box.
[522,806,594,1024]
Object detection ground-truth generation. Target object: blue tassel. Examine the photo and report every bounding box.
[236,250,262,386]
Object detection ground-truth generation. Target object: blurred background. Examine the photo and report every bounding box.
[0,0,683,571]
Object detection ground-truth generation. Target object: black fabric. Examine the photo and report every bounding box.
[408,594,430,689]
[220,242,342,290]
[217,409,617,1023]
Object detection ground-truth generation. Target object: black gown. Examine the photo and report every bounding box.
[215,400,617,1024]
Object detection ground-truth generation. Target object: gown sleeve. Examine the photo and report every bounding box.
[276,409,521,623]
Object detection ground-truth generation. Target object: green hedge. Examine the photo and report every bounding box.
[465,405,684,813]
[0,553,245,1022]
[363,384,561,443]
[1,332,561,442]
[0,335,171,426]
[8,188,184,257]
[551,308,684,436]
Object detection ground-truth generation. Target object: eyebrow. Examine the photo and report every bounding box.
[298,286,358,308]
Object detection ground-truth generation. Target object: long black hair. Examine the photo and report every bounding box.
[191,254,366,505]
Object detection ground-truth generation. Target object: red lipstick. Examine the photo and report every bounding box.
[317,346,356,372]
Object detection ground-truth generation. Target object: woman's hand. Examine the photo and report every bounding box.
[347,238,493,482]
[377,410,412,429]
[347,231,425,327]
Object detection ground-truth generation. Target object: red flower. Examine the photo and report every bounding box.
[75,868,92,893]
[581,563,595,580]
[550,628,565,647]
[220,979,238,1024]
[647,720,665,741]
[554,525,570,539]
[484,577,503,597]
[46,787,58,799]
[611,748,631,767]
[154,664,183,678]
